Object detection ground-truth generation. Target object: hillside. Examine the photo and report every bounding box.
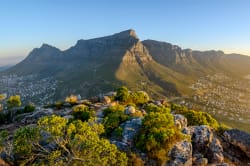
[0,89,249,165]
[2,29,250,103]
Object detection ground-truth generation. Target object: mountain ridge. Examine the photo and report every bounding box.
[1,29,250,100]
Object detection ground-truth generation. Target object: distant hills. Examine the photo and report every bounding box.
[2,29,250,99]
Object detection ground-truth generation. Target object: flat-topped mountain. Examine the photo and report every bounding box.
[2,29,250,101]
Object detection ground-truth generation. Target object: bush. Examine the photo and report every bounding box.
[72,104,94,122]
[103,105,128,136]
[11,115,128,165]
[55,101,63,109]
[130,91,149,105]
[23,103,36,113]
[116,86,129,102]
[65,95,78,104]
[145,103,171,114]
[7,95,21,109]
[128,153,144,166]
[103,104,125,116]
[172,104,219,129]
[136,105,184,165]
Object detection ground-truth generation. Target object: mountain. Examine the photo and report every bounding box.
[1,29,250,101]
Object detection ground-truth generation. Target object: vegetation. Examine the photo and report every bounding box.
[0,88,236,165]
[5,115,128,166]
[23,103,36,113]
[136,104,184,165]
[171,104,219,129]
[7,95,21,109]
[0,94,6,111]
[72,104,94,122]
[65,95,78,104]
[116,86,129,102]
[103,104,129,136]
[115,87,149,105]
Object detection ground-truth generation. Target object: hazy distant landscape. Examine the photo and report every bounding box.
[1,1,250,166]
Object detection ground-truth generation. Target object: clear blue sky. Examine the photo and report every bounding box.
[1,0,250,61]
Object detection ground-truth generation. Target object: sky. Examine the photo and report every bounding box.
[1,0,250,65]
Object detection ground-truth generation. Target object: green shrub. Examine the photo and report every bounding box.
[114,127,123,138]
[72,104,94,122]
[55,101,63,109]
[136,105,184,164]
[172,104,219,129]
[116,86,129,102]
[7,95,21,109]
[103,104,125,116]
[23,103,36,113]
[11,115,128,165]
[130,91,149,105]
[65,95,78,104]
[103,105,128,136]
[145,103,171,114]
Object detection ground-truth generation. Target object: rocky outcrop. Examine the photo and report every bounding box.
[223,129,250,158]
[173,114,187,129]
[220,129,250,165]
[111,118,142,151]
[167,140,192,166]
[183,125,224,164]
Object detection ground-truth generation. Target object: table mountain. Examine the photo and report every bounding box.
[2,29,250,101]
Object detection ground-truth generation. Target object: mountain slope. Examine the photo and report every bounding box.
[1,30,250,102]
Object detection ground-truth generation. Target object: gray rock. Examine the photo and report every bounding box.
[223,129,250,158]
[124,106,136,115]
[63,115,73,120]
[174,114,187,129]
[208,138,224,163]
[167,140,192,166]
[20,109,53,124]
[112,118,142,150]
[193,157,208,166]
[183,125,224,164]
[100,96,111,104]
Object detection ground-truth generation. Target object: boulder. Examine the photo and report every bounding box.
[167,140,192,166]
[101,96,111,104]
[124,106,136,115]
[193,157,208,166]
[63,115,73,120]
[112,118,142,150]
[223,129,250,158]
[183,125,224,164]
[20,109,53,124]
[121,118,142,145]
[173,114,187,129]
[208,138,224,163]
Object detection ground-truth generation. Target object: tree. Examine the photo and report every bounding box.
[12,115,127,166]
[7,95,21,109]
